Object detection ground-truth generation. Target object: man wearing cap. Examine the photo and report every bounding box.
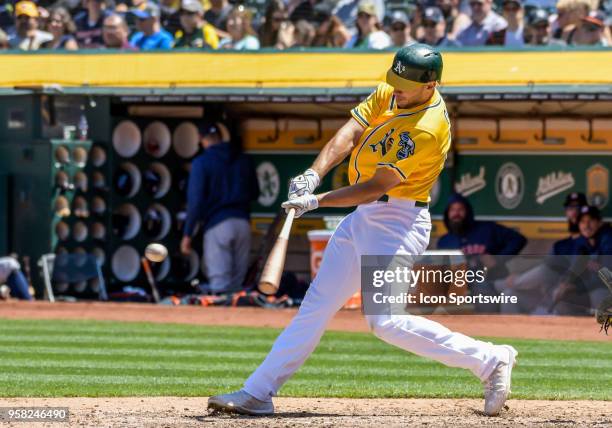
[524,7,565,45]
[333,0,385,29]
[130,2,174,49]
[457,0,507,46]
[345,0,391,48]
[552,205,612,314]
[174,0,219,49]
[486,0,525,46]
[8,1,52,50]
[494,192,586,314]
[565,10,609,45]
[387,10,415,47]
[419,6,461,46]
[181,122,259,295]
[209,44,517,418]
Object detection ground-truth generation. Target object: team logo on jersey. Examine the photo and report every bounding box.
[586,163,609,208]
[370,128,395,155]
[393,61,406,75]
[396,132,415,160]
[495,162,524,209]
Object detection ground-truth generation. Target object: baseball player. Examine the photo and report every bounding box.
[208,44,517,417]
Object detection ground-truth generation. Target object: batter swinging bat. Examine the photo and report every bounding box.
[258,208,296,295]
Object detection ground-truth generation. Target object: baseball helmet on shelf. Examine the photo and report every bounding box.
[386,43,443,91]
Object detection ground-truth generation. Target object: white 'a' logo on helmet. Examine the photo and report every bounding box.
[394,61,406,75]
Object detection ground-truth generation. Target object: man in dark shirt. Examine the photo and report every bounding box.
[553,206,612,315]
[73,0,110,48]
[438,193,527,312]
[181,122,260,295]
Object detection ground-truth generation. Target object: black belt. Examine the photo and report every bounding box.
[377,194,428,208]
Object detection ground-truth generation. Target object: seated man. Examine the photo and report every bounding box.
[438,193,526,312]
[130,3,173,50]
[494,192,587,314]
[0,256,33,300]
[552,206,612,315]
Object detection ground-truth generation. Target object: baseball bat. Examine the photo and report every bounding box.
[258,208,296,295]
[141,257,161,303]
[243,209,284,289]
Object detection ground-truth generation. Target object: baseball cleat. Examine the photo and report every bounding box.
[483,345,518,416]
[208,390,274,416]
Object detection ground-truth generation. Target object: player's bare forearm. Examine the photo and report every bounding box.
[310,118,364,178]
[317,167,401,208]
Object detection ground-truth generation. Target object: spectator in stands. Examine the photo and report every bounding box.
[160,0,181,36]
[181,122,260,295]
[437,0,472,39]
[43,7,78,49]
[103,13,136,49]
[494,192,587,314]
[487,0,525,46]
[0,256,33,300]
[456,0,507,46]
[438,193,527,312]
[218,5,259,50]
[419,6,461,46]
[0,28,7,48]
[174,0,218,49]
[259,0,295,49]
[345,0,391,48]
[9,1,53,50]
[551,205,612,315]
[524,7,562,45]
[388,10,415,47]
[566,10,609,45]
[130,3,173,49]
[333,0,385,30]
[288,0,317,23]
[204,0,232,31]
[312,11,350,47]
[552,0,590,39]
[73,0,109,48]
[292,19,315,47]
[0,0,14,33]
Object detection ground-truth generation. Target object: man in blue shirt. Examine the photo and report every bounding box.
[438,193,526,312]
[181,123,259,294]
[130,3,173,50]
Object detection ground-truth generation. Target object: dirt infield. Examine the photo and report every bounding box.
[0,397,610,428]
[0,300,607,341]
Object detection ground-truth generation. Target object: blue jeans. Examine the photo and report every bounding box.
[7,271,32,300]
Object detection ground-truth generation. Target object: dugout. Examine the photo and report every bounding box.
[0,48,610,299]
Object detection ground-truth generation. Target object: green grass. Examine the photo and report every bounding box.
[0,318,610,400]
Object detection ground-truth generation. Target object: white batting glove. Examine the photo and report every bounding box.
[281,194,319,218]
[288,168,320,200]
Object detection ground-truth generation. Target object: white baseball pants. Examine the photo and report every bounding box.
[244,198,509,401]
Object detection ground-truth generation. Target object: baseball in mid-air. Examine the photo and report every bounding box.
[144,243,168,263]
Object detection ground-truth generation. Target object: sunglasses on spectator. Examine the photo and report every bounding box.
[357,12,371,19]
[469,2,483,7]
[503,4,519,12]
[422,21,437,28]
[272,14,287,22]
[584,24,600,32]
[391,23,406,31]
[534,23,548,30]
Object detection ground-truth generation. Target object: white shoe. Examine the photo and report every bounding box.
[208,390,274,416]
[483,345,518,416]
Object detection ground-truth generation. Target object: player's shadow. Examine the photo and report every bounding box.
[190,411,347,422]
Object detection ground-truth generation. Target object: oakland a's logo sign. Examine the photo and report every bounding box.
[394,61,406,75]
[396,132,415,160]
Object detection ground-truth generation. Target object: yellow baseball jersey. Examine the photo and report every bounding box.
[349,82,451,203]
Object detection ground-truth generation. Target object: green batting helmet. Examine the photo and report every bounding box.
[386,44,443,91]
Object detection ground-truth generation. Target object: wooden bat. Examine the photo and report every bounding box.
[258,208,296,295]
[243,209,284,289]
[141,257,161,303]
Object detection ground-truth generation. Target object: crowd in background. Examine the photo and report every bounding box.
[0,0,610,51]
